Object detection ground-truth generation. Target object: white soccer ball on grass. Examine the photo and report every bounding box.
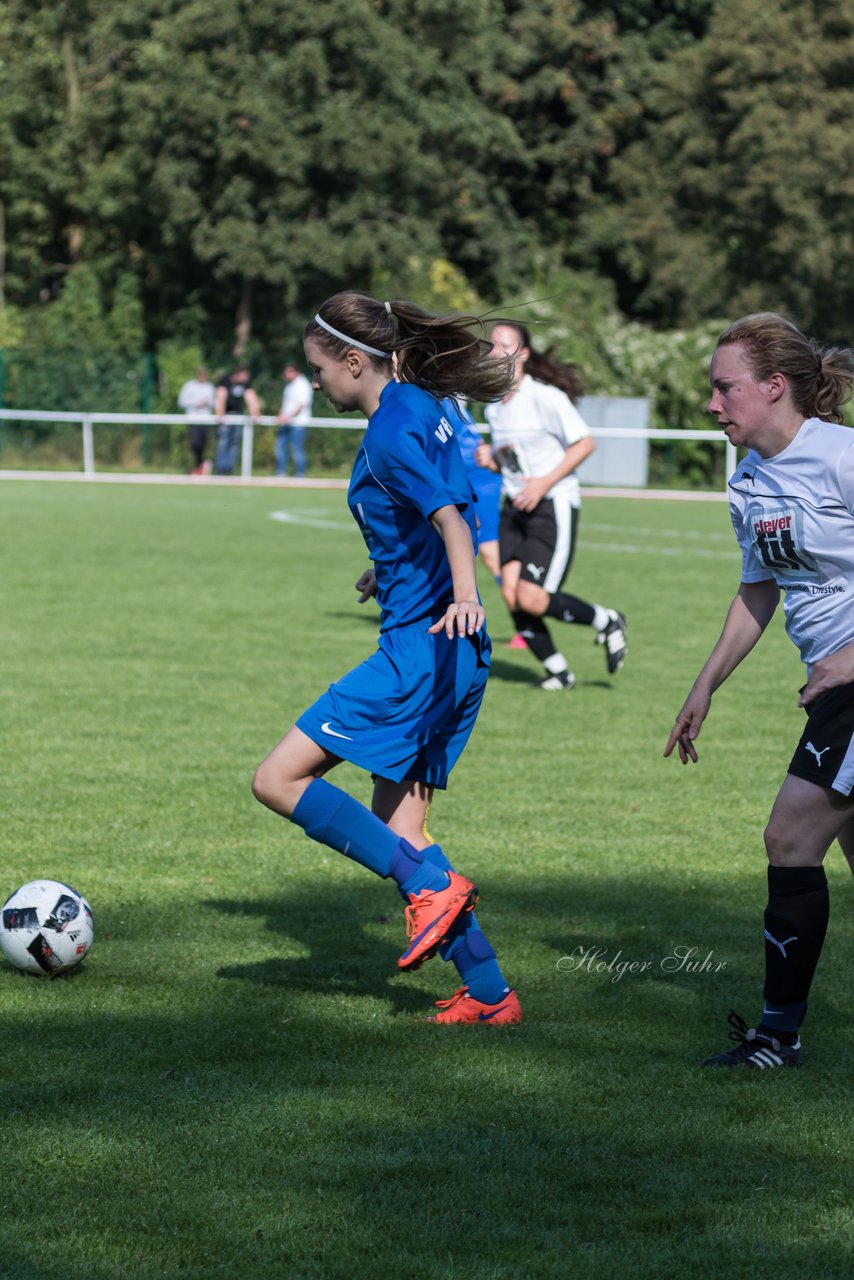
[0,879,94,975]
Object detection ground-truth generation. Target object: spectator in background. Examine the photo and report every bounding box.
[178,366,216,474]
[275,360,314,478]
[214,365,260,475]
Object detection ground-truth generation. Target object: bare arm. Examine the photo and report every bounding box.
[800,639,854,706]
[513,436,596,512]
[664,578,780,764]
[427,504,483,638]
[215,386,227,418]
[278,396,309,426]
[475,442,499,472]
[244,388,261,419]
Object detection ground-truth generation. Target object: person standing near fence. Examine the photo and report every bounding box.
[252,291,522,1024]
[665,311,854,1069]
[214,365,260,476]
[178,366,216,474]
[275,360,313,478]
[476,322,627,690]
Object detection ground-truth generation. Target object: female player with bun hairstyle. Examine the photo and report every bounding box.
[665,312,854,1068]
[252,292,522,1024]
[476,321,628,690]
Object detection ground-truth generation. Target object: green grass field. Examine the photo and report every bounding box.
[1,478,851,1280]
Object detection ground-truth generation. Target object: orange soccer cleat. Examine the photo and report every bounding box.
[397,872,478,971]
[423,986,523,1025]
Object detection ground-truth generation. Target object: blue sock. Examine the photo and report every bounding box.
[441,916,510,1005]
[420,843,455,873]
[421,844,510,1005]
[291,778,447,892]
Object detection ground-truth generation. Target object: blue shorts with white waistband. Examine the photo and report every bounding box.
[296,620,491,789]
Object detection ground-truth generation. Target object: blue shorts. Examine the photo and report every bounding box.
[469,467,502,545]
[297,621,491,789]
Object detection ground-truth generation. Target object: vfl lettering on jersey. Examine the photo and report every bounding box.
[746,502,818,580]
[434,416,454,444]
[764,929,798,958]
[805,742,830,766]
[320,722,354,741]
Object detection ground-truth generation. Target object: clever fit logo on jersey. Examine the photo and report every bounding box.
[746,502,819,582]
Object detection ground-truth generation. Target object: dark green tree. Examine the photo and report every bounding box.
[587,0,854,337]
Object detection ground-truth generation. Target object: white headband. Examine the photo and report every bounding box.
[313,314,391,359]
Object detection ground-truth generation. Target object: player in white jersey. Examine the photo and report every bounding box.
[665,312,854,1069]
[476,322,627,690]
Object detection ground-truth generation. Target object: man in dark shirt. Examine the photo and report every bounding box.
[213,365,261,475]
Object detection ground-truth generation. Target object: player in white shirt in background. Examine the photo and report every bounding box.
[178,366,216,474]
[275,360,314,478]
[475,322,627,690]
[665,311,854,1069]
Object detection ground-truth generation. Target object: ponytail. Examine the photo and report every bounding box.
[305,292,515,402]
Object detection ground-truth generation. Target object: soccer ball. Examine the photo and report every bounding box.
[0,880,94,975]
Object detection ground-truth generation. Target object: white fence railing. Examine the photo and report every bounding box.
[0,408,738,487]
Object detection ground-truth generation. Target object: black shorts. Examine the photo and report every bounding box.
[499,494,579,593]
[788,681,854,796]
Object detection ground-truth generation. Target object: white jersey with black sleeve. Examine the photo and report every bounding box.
[484,374,590,507]
[728,417,854,669]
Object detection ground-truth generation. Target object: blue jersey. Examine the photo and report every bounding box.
[349,381,477,632]
[441,396,503,545]
[440,396,481,470]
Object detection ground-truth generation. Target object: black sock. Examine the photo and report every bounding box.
[544,592,596,626]
[761,865,828,1034]
[511,610,558,664]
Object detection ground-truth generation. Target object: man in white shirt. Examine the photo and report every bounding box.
[275,361,314,478]
[178,366,216,474]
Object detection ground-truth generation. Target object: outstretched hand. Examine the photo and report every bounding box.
[355,569,377,603]
[664,687,711,765]
[428,600,485,639]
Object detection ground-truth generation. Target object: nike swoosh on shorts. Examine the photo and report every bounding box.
[320,721,354,741]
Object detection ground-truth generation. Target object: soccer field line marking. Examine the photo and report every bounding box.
[267,509,738,558]
[584,540,735,560]
[269,509,352,530]
[585,521,733,543]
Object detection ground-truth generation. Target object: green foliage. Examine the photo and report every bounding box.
[2,0,852,421]
[593,0,854,338]
[1,265,148,411]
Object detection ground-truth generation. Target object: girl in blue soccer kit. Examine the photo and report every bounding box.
[440,395,503,580]
[252,291,522,1024]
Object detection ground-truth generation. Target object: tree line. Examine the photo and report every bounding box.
[1,0,852,434]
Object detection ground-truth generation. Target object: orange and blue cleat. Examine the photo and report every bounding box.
[423,985,523,1024]
[398,872,478,971]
